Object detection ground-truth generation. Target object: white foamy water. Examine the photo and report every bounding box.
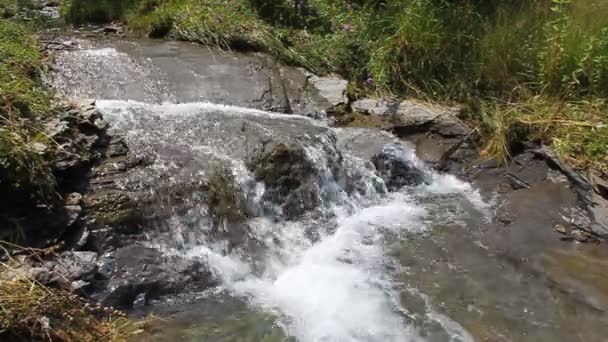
[174,180,484,342]
[182,193,426,342]
[96,99,319,123]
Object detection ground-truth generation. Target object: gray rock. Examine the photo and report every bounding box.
[71,279,91,292]
[372,143,426,190]
[351,98,391,116]
[52,251,99,281]
[52,39,345,116]
[308,75,348,108]
[393,101,468,137]
[530,146,593,193]
[98,245,215,309]
[589,171,608,199]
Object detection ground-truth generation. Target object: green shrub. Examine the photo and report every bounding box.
[540,0,608,98]
[61,0,138,24]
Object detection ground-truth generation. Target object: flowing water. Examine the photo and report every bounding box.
[52,38,608,342]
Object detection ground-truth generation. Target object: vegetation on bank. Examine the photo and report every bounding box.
[62,0,608,173]
[0,3,57,210]
[0,5,147,341]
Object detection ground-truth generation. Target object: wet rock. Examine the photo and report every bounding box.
[372,143,426,190]
[249,143,322,219]
[98,245,215,309]
[83,190,143,230]
[52,39,347,116]
[93,24,124,35]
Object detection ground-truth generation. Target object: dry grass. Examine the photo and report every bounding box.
[0,242,147,342]
[479,97,608,173]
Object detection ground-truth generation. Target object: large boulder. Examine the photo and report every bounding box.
[349,99,472,166]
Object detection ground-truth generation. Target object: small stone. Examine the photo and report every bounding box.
[71,280,90,291]
[553,224,567,234]
[65,192,83,206]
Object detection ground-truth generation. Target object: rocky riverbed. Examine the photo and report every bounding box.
[6,24,608,341]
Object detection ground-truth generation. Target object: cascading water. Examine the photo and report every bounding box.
[53,40,488,341]
[92,99,485,342]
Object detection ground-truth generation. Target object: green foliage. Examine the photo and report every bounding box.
[61,0,138,24]
[0,18,54,202]
[539,0,608,98]
[0,0,33,18]
[127,0,285,52]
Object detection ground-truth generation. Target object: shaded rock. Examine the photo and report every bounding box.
[530,146,592,194]
[98,245,215,309]
[372,143,426,190]
[0,101,111,248]
[504,152,549,190]
[589,171,608,199]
